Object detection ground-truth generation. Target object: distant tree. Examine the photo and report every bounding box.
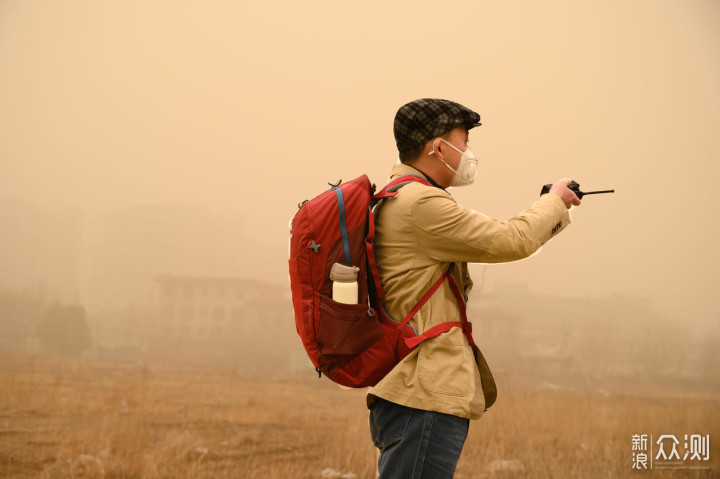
[0,286,49,341]
[36,303,92,356]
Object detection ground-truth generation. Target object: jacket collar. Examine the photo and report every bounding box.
[390,163,447,192]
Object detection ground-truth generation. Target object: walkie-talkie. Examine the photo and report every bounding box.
[540,180,614,199]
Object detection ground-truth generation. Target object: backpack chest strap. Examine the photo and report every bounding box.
[398,264,476,349]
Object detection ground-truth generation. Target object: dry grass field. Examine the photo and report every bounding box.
[0,354,717,479]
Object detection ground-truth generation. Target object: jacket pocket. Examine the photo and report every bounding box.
[417,331,472,397]
[315,292,385,377]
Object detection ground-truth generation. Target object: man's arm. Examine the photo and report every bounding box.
[411,189,572,264]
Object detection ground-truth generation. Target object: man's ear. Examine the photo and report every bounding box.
[429,138,442,159]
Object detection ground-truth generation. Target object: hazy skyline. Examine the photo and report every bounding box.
[2,1,719,328]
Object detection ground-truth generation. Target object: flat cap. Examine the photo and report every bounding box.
[394,98,481,152]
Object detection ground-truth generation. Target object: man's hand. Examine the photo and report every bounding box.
[549,178,581,209]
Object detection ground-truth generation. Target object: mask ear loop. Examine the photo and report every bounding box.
[428,138,440,156]
[429,138,461,176]
[429,138,463,157]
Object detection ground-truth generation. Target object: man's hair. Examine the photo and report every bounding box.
[398,130,452,164]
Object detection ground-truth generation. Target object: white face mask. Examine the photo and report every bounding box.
[429,138,478,187]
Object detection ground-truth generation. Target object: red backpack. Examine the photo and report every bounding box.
[288,174,475,388]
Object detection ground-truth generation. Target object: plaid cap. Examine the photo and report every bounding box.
[394,98,481,152]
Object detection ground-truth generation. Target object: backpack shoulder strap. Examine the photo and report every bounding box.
[366,175,431,299]
[370,175,477,349]
[381,174,431,192]
[371,175,431,204]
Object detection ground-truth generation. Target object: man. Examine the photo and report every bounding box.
[368,98,580,478]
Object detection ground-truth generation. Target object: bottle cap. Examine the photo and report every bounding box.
[330,263,360,283]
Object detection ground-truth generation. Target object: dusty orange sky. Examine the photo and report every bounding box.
[1,1,718,328]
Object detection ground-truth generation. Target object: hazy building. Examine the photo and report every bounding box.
[467,283,709,392]
[150,275,296,369]
[84,204,247,311]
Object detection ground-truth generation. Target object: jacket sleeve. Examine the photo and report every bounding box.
[410,189,571,264]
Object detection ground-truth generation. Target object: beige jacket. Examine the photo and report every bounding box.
[367,163,571,419]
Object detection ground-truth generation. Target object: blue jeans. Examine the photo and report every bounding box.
[369,397,469,478]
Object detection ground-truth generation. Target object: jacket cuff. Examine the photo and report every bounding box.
[540,192,571,240]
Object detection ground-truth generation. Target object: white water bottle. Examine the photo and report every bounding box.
[330,263,360,304]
